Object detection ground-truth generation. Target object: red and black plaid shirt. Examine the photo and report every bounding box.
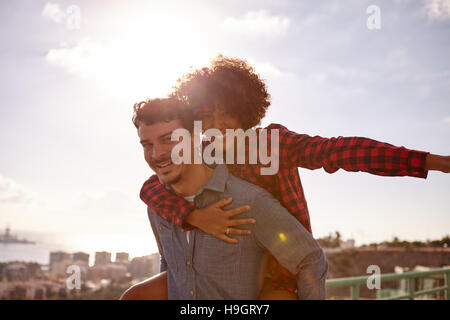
[140,123,429,291]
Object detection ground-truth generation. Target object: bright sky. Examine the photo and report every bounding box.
[1,0,449,256]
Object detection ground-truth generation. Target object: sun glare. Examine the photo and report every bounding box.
[75,3,216,101]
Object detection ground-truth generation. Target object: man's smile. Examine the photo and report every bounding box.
[155,160,172,168]
[153,160,177,175]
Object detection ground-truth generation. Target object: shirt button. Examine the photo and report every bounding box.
[190,290,194,296]
[186,260,191,265]
[159,226,162,230]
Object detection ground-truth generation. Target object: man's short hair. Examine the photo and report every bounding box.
[132,97,194,131]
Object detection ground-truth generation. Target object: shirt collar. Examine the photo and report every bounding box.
[198,164,229,194]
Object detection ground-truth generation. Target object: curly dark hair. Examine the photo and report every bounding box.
[171,55,271,130]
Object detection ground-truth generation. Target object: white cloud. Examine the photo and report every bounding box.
[256,62,283,77]
[44,14,215,99]
[44,38,202,99]
[45,39,100,78]
[223,10,290,36]
[0,175,34,204]
[41,2,66,23]
[245,57,284,78]
[423,0,450,20]
[443,116,450,123]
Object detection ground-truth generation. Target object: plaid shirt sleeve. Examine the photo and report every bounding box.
[140,174,195,230]
[268,123,429,178]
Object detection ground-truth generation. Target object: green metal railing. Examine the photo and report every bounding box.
[325,267,450,300]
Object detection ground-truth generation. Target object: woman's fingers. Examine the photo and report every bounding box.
[225,205,251,217]
[212,197,233,208]
[226,227,252,235]
[204,198,254,244]
[227,218,256,227]
[217,233,238,244]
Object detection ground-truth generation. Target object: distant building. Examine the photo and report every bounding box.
[128,253,160,278]
[0,263,5,279]
[87,265,105,281]
[87,263,127,282]
[73,252,89,264]
[106,264,127,281]
[115,252,129,263]
[94,251,111,266]
[341,239,356,249]
[25,263,43,279]
[50,260,71,276]
[48,251,89,277]
[0,279,65,300]
[10,285,27,300]
[5,263,28,281]
[0,282,11,299]
[49,251,71,272]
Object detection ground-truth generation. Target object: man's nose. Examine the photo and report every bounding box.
[151,144,169,160]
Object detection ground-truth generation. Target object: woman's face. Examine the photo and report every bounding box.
[199,106,243,132]
[198,106,244,156]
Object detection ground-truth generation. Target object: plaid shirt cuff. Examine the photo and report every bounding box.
[181,221,195,231]
[179,209,195,231]
[407,150,429,179]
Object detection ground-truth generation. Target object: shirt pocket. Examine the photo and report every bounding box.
[194,232,240,277]
[157,220,178,272]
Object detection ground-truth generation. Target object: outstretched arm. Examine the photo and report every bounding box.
[267,123,431,178]
[425,154,450,173]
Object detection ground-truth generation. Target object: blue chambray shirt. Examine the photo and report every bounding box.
[147,164,328,300]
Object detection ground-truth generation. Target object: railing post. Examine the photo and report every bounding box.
[408,277,415,300]
[350,284,360,300]
[445,272,450,300]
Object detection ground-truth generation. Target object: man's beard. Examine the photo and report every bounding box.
[150,155,183,186]
[161,171,182,185]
